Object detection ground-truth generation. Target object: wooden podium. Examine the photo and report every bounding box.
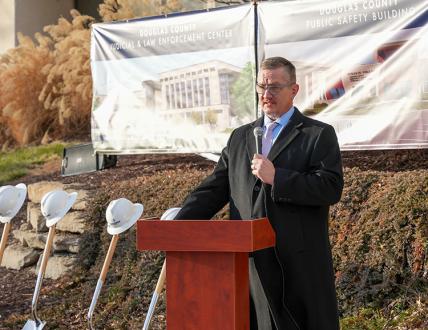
[136,218,275,330]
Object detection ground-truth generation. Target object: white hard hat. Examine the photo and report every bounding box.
[160,207,181,221]
[41,190,78,227]
[106,198,144,235]
[0,183,27,223]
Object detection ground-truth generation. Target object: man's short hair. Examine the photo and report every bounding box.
[260,57,296,83]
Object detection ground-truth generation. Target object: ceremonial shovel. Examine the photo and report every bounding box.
[88,198,143,329]
[0,183,27,265]
[142,207,181,330]
[22,226,56,330]
[23,190,77,330]
[88,234,119,329]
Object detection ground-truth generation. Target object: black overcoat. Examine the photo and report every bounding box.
[175,109,344,330]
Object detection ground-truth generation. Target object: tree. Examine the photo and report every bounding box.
[99,0,184,21]
[230,62,256,121]
[38,10,95,141]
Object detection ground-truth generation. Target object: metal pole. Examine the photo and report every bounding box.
[253,0,260,118]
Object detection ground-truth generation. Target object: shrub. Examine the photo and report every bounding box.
[0,33,53,147]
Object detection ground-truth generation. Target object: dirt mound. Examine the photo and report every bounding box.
[0,150,427,329]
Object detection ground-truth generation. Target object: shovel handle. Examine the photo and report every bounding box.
[87,235,119,329]
[154,260,166,294]
[40,226,56,274]
[31,225,56,322]
[100,234,119,282]
[142,260,166,330]
[0,222,11,265]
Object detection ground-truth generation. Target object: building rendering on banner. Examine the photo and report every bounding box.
[296,39,428,115]
[142,60,241,129]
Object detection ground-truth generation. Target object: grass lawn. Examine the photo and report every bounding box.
[0,143,65,185]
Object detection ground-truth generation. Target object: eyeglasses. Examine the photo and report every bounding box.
[256,82,294,95]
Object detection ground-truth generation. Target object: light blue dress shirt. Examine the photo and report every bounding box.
[263,106,295,144]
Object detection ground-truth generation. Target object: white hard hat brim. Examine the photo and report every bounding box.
[0,183,27,224]
[45,192,78,227]
[107,203,144,235]
[160,207,181,221]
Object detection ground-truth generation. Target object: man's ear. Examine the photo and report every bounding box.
[291,83,299,98]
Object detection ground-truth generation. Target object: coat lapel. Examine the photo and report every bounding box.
[246,117,264,161]
[268,110,304,162]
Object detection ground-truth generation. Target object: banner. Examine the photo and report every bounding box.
[91,0,428,153]
[259,0,428,150]
[91,5,255,154]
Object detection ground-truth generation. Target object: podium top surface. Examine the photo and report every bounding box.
[136,218,275,252]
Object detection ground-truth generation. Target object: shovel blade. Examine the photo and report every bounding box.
[22,319,46,330]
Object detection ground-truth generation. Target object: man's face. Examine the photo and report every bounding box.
[257,67,299,120]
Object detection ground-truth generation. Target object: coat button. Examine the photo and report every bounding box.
[254,186,260,192]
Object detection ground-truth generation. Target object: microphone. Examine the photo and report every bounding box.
[253,127,263,155]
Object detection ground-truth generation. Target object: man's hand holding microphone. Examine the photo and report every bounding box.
[252,127,275,185]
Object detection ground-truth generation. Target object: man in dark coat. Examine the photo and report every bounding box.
[174,57,343,330]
